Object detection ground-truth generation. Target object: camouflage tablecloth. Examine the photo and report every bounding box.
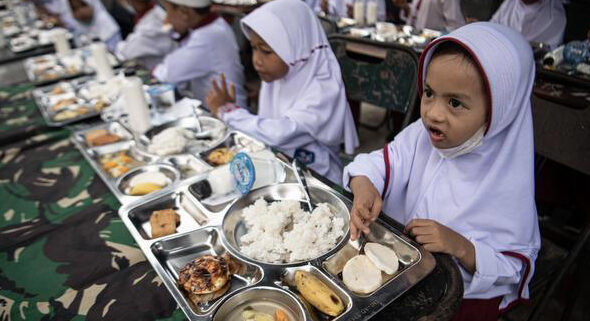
[0,83,462,321]
[0,84,186,320]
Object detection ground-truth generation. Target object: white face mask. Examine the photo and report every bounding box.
[434,126,486,159]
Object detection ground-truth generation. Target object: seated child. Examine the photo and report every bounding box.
[205,0,359,184]
[344,22,541,320]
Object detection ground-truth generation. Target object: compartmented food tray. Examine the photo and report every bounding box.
[72,121,274,206]
[118,176,436,321]
[23,47,119,86]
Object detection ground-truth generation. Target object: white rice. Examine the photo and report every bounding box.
[239,198,345,263]
[148,126,190,156]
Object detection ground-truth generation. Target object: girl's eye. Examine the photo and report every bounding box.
[260,48,272,55]
[449,98,463,108]
[423,88,433,98]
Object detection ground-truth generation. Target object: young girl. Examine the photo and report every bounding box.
[206,0,358,184]
[343,22,540,319]
[65,0,122,51]
[393,0,465,32]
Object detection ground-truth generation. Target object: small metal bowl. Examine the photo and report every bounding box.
[117,164,180,196]
[222,183,350,266]
[212,286,306,321]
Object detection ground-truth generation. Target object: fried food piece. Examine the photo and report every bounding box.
[85,129,121,146]
[50,85,66,95]
[50,98,77,112]
[207,147,235,166]
[149,209,180,238]
[178,255,232,304]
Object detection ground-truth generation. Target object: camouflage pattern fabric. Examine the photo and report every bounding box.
[0,83,186,320]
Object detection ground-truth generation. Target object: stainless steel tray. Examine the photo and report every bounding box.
[118,175,436,321]
[72,121,274,206]
[23,47,119,86]
[33,76,109,127]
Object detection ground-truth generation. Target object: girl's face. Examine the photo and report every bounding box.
[420,53,488,149]
[249,31,289,82]
[70,0,93,23]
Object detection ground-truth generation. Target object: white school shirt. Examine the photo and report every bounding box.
[408,0,465,32]
[152,17,247,107]
[115,6,176,69]
[343,22,540,309]
[491,0,566,49]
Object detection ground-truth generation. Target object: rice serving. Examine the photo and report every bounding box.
[239,198,345,263]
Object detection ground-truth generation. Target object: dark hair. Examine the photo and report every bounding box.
[192,5,211,15]
[429,41,491,122]
[431,41,477,69]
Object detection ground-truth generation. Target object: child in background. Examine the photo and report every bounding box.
[206,0,358,184]
[393,0,465,32]
[491,0,566,49]
[153,0,246,106]
[115,0,176,69]
[66,0,122,51]
[344,22,540,320]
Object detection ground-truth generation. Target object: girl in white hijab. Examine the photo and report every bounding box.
[491,0,566,49]
[65,0,121,51]
[343,22,540,320]
[206,0,359,184]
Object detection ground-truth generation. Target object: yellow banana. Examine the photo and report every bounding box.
[294,270,345,317]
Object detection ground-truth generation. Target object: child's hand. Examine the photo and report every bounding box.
[349,176,382,240]
[405,219,476,273]
[206,73,235,117]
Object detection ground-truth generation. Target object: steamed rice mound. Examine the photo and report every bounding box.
[239,198,345,263]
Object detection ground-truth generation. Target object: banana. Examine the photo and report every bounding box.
[294,270,345,317]
[129,183,162,196]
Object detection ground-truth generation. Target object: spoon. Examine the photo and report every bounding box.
[292,159,314,212]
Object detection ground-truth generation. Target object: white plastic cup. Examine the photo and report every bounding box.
[353,1,365,26]
[52,29,71,56]
[366,1,378,25]
[91,43,114,82]
[122,77,151,134]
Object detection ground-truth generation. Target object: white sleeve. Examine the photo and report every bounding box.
[116,30,174,61]
[467,238,535,296]
[442,0,466,30]
[153,43,210,84]
[343,121,422,197]
[221,108,317,150]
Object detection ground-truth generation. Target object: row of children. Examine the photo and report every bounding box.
[309,0,566,49]
[30,0,540,319]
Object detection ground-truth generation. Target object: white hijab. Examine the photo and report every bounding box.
[64,0,120,42]
[384,22,540,305]
[491,0,566,49]
[241,0,359,154]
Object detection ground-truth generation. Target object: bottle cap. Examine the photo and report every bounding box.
[230,152,255,195]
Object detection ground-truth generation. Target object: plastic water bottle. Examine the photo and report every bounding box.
[563,40,590,65]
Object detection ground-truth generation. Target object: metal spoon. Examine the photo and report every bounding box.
[357,232,368,255]
[189,108,213,139]
[292,159,314,212]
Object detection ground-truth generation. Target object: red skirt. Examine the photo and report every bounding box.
[451,297,503,321]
